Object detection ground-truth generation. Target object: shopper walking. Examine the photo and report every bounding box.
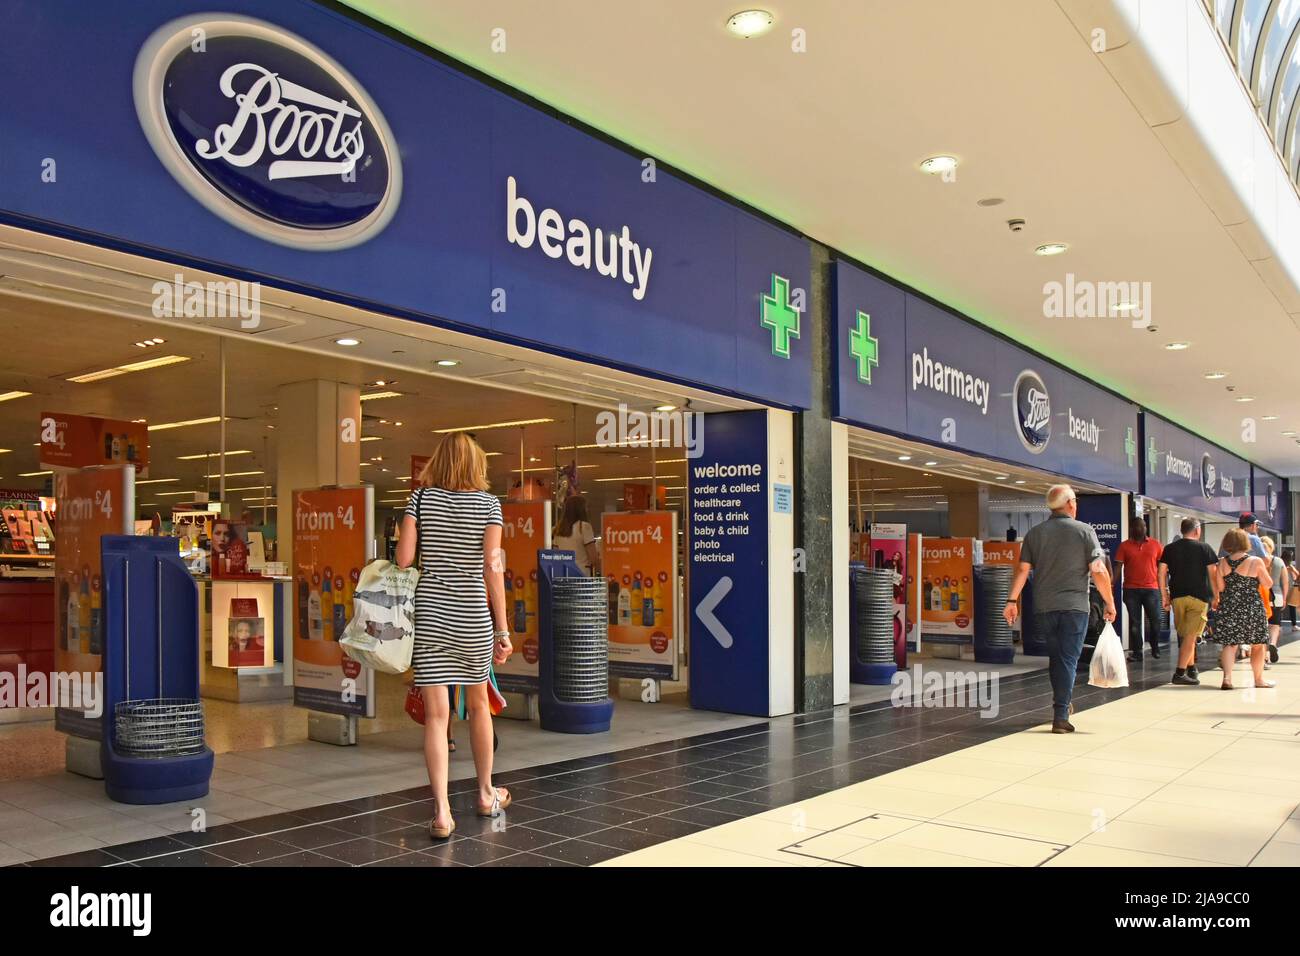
[396,433,514,840]
[1115,517,1163,662]
[1220,513,1268,560]
[1284,547,1300,629]
[1211,529,1273,690]
[1260,537,1288,664]
[553,495,600,576]
[1158,517,1222,686]
[1005,484,1116,733]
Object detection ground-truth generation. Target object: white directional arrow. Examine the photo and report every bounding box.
[696,576,734,649]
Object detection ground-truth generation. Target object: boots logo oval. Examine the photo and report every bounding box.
[1012,369,1051,453]
[133,14,401,250]
[1200,454,1216,501]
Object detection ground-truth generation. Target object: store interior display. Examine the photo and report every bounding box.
[0,261,706,759]
[0,493,55,579]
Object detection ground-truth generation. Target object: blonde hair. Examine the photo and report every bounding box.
[1261,535,1275,555]
[418,433,490,492]
[1045,484,1075,512]
[1221,528,1249,555]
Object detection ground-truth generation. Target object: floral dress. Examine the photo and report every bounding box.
[1212,555,1270,646]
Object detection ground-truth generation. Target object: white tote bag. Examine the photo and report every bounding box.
[339,559,418,674]
[1088,622,1129,688]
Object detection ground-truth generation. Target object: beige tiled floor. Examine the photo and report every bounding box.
[600,646,1300,867]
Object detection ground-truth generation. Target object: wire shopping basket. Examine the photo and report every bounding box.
[114,698,206,758]
[111,558,206,759]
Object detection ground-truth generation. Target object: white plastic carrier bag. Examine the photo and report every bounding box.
[1087,621,1129,689]
[339,559,419,675]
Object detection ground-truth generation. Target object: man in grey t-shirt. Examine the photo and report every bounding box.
[1005,484,1117,733]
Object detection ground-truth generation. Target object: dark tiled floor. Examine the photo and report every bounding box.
[19,659,1194,868]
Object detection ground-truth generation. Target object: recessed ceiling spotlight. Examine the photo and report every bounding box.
[436,359,459,367]
[919,155,958,176]
[1235,396,1255,402]
[335,337,360,347]
[1014,479,1026,485]
[1034,242,1069,256]
[655,404,677,412]
[1204,371,1227,380]
[1164,342,1190,351]
[1282,430,1297,436]
[1262,415,1278,421]
[994,475,1008,480]
[725,9,774,37]
[976,197,1004,207]
[924,460,938,467]
[897,455,912,461]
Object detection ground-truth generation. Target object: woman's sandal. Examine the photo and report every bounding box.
[1255,680,1277,689]
[447,738,456,753]
[1221,680,1233,690]
[428,817,457,840]
[476,787,512,817]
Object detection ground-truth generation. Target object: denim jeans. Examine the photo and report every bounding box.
[1122,587,1161,655]
[1035,610,1090,721]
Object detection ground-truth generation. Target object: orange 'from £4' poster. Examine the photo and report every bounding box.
[602,510,676,679]
[53,466,134,679]
[292,486,373,717]
[495,500,550,691]
[920,537,976,639]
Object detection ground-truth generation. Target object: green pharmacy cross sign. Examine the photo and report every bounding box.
[1124,427,1136,469]
[849,311,879,384]
[761,274,800,359]
[1147,436,1159,476]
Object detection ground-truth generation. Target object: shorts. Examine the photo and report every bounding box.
[1170,596,1208,639]
[1268,600,1283,627]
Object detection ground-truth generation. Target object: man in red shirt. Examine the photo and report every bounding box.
[1114,517,1164,661]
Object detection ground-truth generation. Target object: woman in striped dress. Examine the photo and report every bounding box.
[396,433,513,839]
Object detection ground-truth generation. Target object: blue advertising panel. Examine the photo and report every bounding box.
[688,412,770,716]
[834,261,1140,490]
[1075,494,1124,559]
[1141,413,1251,518]
[0,1,811,409]
[1251,467,1289,533]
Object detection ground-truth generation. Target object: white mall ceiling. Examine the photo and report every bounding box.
[340,0,1300,477]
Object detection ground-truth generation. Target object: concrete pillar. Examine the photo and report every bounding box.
[948,485,990,539]
[275,379,362,572]
[274,379,361,745]
[794,242,838,713]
